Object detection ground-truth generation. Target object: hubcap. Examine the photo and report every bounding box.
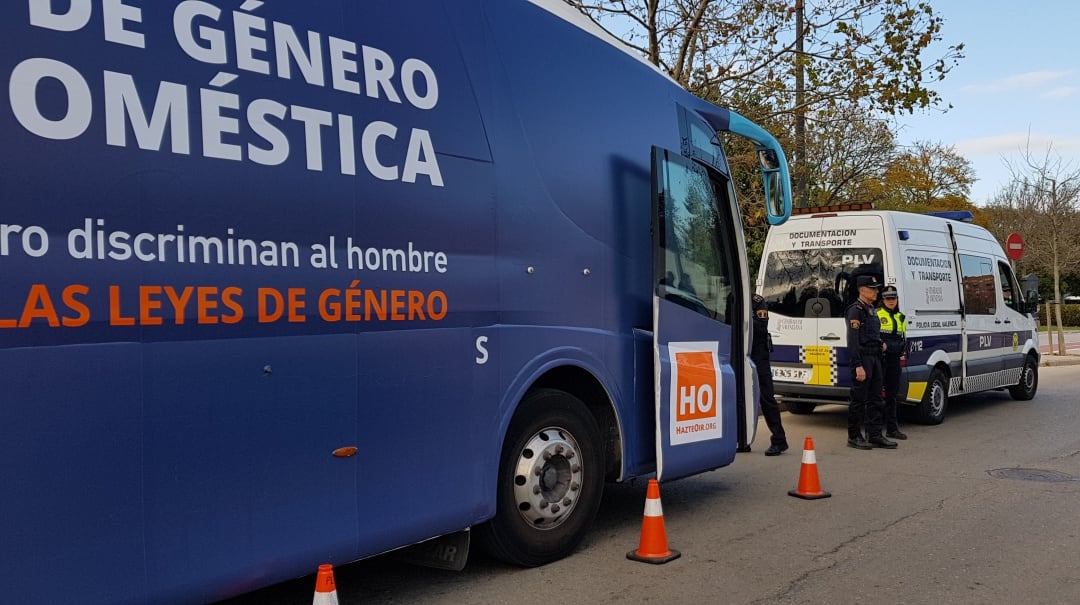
[511,426,583,530]
[930,382,945,417]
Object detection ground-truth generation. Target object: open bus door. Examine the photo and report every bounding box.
[650,110,792,481]
[651,148,741,481]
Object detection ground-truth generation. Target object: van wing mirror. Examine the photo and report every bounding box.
[1024,291,1040,314]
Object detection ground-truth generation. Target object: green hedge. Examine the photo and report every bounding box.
[1036,303,1080,327]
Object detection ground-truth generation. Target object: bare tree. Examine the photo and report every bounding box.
[990,144,1080,355]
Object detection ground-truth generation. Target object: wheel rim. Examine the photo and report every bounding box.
[511,426,583,530]
[929,381,946,417]
[1022,363,1035,391]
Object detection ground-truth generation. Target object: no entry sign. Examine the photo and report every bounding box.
[1006,233,1025,260]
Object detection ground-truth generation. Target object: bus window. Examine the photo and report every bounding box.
[655,153,736,324]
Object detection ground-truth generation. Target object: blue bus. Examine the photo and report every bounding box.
[1,1,791,602]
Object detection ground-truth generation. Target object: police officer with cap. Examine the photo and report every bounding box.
[877,285,908,440]
[845,275,897,450]
[752,293,788,456]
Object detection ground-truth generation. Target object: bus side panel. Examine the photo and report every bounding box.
[0,346,145,605]
[141,336,359,602]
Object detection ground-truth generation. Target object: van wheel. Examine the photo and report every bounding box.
[1009,356,1039,401]
[785,401,816,414]
[915,369,948,425]
[476,388,604,567]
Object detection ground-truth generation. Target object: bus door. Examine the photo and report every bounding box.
[651,148,742,481]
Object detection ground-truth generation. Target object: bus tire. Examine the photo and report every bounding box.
[476,388,605,567]
[785,400,816,414]
[915,369,948,425]
[1009,355,1039,401]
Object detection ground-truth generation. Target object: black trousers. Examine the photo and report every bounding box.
[755,358,787,447]
[882,354,902,433]
[849,354,884,439]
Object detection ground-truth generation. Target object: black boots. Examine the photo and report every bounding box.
[867,434,898,449]
[847,436,872,450]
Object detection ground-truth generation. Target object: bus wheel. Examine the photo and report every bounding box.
[916,369,948,425]
[476,388,605,567]
[1009,355,1039,401]
[785,401,816,414]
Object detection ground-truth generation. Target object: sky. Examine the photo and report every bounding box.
[897,0,1080,205]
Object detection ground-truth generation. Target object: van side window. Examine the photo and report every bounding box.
[997,261,1021,311]
[959,254,996,315]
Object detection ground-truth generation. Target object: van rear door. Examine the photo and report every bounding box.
[760,214,888,398]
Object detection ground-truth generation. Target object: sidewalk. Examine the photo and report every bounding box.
[1038,329,1080,366]
[1041,353,1080,367]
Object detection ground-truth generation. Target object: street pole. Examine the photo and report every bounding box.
[794,0,806,209]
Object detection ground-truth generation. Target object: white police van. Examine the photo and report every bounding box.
[757,208,1039,424]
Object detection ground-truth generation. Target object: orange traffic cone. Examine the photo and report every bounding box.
[312,563,339,605]
[626,479,681,564]
[788,436,831,500]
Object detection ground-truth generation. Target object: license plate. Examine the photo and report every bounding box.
[772,366,812,383]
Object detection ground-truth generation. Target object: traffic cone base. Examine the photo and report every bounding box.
[312,563,340,605]
[788,436,832,500]
[626,479,682,564]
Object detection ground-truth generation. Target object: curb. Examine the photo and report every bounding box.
[1041,355,1080,367]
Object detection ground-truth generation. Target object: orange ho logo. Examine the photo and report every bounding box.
[668,342,723,445]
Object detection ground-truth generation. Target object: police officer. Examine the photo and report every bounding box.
[845,275,897,450]
[752,294,788,456]
[877,285,908,440]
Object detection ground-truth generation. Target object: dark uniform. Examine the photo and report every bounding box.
[877,286,907,439]
[845,275,896,449]
[752,294,787,455]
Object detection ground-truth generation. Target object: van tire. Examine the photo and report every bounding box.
[476,388,604,567]
[915,369,948,425]
[785,401,816,414]
[1008,356,1039,401]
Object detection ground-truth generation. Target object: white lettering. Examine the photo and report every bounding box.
[9,58,92,140]
[362,45,401,103]
[475,336,489,365]
[233,11,270,75]
[104,71,190,154]
[201,88,242,161]
[328,36,360,94]
[362,121,398,181]
[247,99,289,166]
[402,128,443,186]
[274,22,324,86]
[400,58,438,110]
[29,0,92,32]
[174,1,228,64]
[103,0,145,48]
[290,105,333,171]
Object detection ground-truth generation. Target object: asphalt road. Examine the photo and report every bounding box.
[220,363,1080,605]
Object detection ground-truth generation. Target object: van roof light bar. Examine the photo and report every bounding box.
[791,202,874,216]
[923,210,974,223]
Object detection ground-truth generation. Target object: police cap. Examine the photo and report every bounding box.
[882,286,898,298]
[855,275,882,289]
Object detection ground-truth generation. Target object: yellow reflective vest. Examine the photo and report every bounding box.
[877,307,906,356]
[877,307,906,336]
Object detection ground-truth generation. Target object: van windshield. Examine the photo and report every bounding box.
[760,248,884,318]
